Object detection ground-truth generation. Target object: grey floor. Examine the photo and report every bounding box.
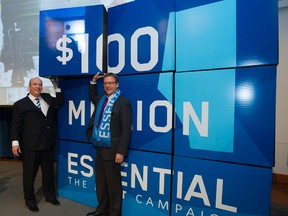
[0,159,95,216]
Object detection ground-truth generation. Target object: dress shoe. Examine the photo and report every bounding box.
[46,199,60,206]
[26,203,39,212]
[86,210,99,216]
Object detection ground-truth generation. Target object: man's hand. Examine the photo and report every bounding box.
[12,145,21,156]
[92,72,105,82]
[115,153,124,164]
[50,76,59,89]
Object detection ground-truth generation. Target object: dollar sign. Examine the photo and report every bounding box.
[56,35,73,65]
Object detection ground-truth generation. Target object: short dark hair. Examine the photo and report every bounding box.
[103,73,119,83]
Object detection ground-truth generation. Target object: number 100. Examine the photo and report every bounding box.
[81,26,159,74]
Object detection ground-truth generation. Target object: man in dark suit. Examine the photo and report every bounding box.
[86,72,132,216]
[11,77,64,212]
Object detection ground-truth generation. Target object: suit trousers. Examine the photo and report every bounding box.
[96,150,122,216]
[22,149,56,205]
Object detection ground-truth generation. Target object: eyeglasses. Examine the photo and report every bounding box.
[103,82,117,85]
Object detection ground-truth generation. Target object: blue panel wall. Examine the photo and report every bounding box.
[171,156,272,216]
[122,150,172,216]
[174,66,276,166]
[39,5,107,77]
[58,140,96,207]
[176,0,278,71]
[120,73,173,153]
[58,140,172,216]
[236,0,278,66]
[39,0,278,215]
[176,0,237,71]
[107,0,175,74]
[57,78,91,142]
[58,73,173,153]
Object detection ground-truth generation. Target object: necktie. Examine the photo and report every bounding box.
[35,98,41,109]
[97,97,108,126]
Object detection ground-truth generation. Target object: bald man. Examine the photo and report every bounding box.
[11,77,64,212]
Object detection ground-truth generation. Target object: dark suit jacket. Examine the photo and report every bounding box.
[11,92,64,151]
[86,83,132,160]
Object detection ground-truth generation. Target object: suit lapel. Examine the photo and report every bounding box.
[25,96,40,111]
[41,94,51,105]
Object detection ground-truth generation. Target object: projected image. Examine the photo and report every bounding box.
[0,0,54,106]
